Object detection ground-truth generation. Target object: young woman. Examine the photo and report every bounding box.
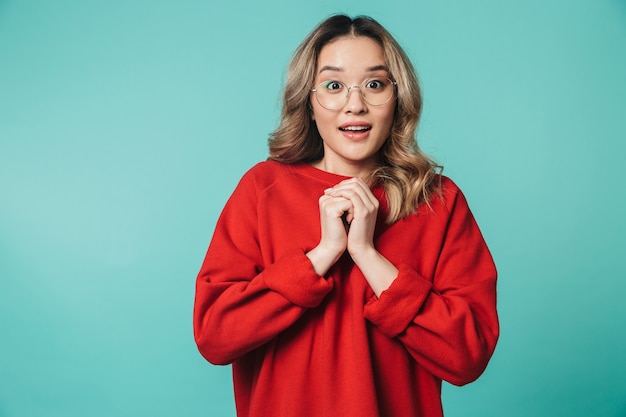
[193,14,498,417]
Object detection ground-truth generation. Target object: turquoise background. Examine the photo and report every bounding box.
[1,0,625,416]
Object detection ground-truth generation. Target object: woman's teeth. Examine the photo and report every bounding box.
[340,126,371,131]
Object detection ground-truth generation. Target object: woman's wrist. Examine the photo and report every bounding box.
[350,248,399,296]
[306,244,344,277]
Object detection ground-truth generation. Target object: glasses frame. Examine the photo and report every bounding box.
[311,77,397,110]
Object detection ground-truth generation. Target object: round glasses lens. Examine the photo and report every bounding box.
[314,78,395,110]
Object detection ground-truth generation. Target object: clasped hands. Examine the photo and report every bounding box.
[319,177,379,255]
[306,177,380,276]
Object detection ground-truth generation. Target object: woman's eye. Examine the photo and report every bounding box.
[366,79,384,89]
[323,81,343,91]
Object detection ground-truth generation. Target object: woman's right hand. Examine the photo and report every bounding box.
[305,193,353,276]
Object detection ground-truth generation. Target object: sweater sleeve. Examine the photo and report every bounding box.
[363,186,499,386]
[193,170,334,365]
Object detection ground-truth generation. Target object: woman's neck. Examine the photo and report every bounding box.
[311,158,375,179]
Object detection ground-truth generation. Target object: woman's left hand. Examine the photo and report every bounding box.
[324,178,379,258]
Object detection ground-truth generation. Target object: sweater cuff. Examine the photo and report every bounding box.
[263,249,334,308]
[363,264,432,337]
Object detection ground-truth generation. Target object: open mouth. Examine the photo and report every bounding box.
[339,125,371,132]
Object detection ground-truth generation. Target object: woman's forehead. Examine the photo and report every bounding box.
[316,36,387,75]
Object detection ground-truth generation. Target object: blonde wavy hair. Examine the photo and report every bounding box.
[268,15,441,223]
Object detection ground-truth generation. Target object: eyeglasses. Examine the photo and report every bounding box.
[311,77,397,110]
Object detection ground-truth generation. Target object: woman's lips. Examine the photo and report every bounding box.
[339,123,372,140]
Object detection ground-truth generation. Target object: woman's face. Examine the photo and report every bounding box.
[310,36,395,177]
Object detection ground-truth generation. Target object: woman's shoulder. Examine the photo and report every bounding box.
[433,175,480,217]
[244,160,287,177]
[423,174,468,213]
[237,160,318,191]
[439,175,461,195]
[242,160,306,181]
[234,160,285,190]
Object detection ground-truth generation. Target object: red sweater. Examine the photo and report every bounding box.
[194,161,498,417]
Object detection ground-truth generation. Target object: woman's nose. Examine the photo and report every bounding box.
[344,86,367,113]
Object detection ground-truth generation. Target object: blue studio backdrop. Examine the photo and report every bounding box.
[1,1,625,416]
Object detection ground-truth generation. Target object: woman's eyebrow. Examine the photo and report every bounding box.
[318,64,389,75]
[318,65,342,74]
[366,65,389,72]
